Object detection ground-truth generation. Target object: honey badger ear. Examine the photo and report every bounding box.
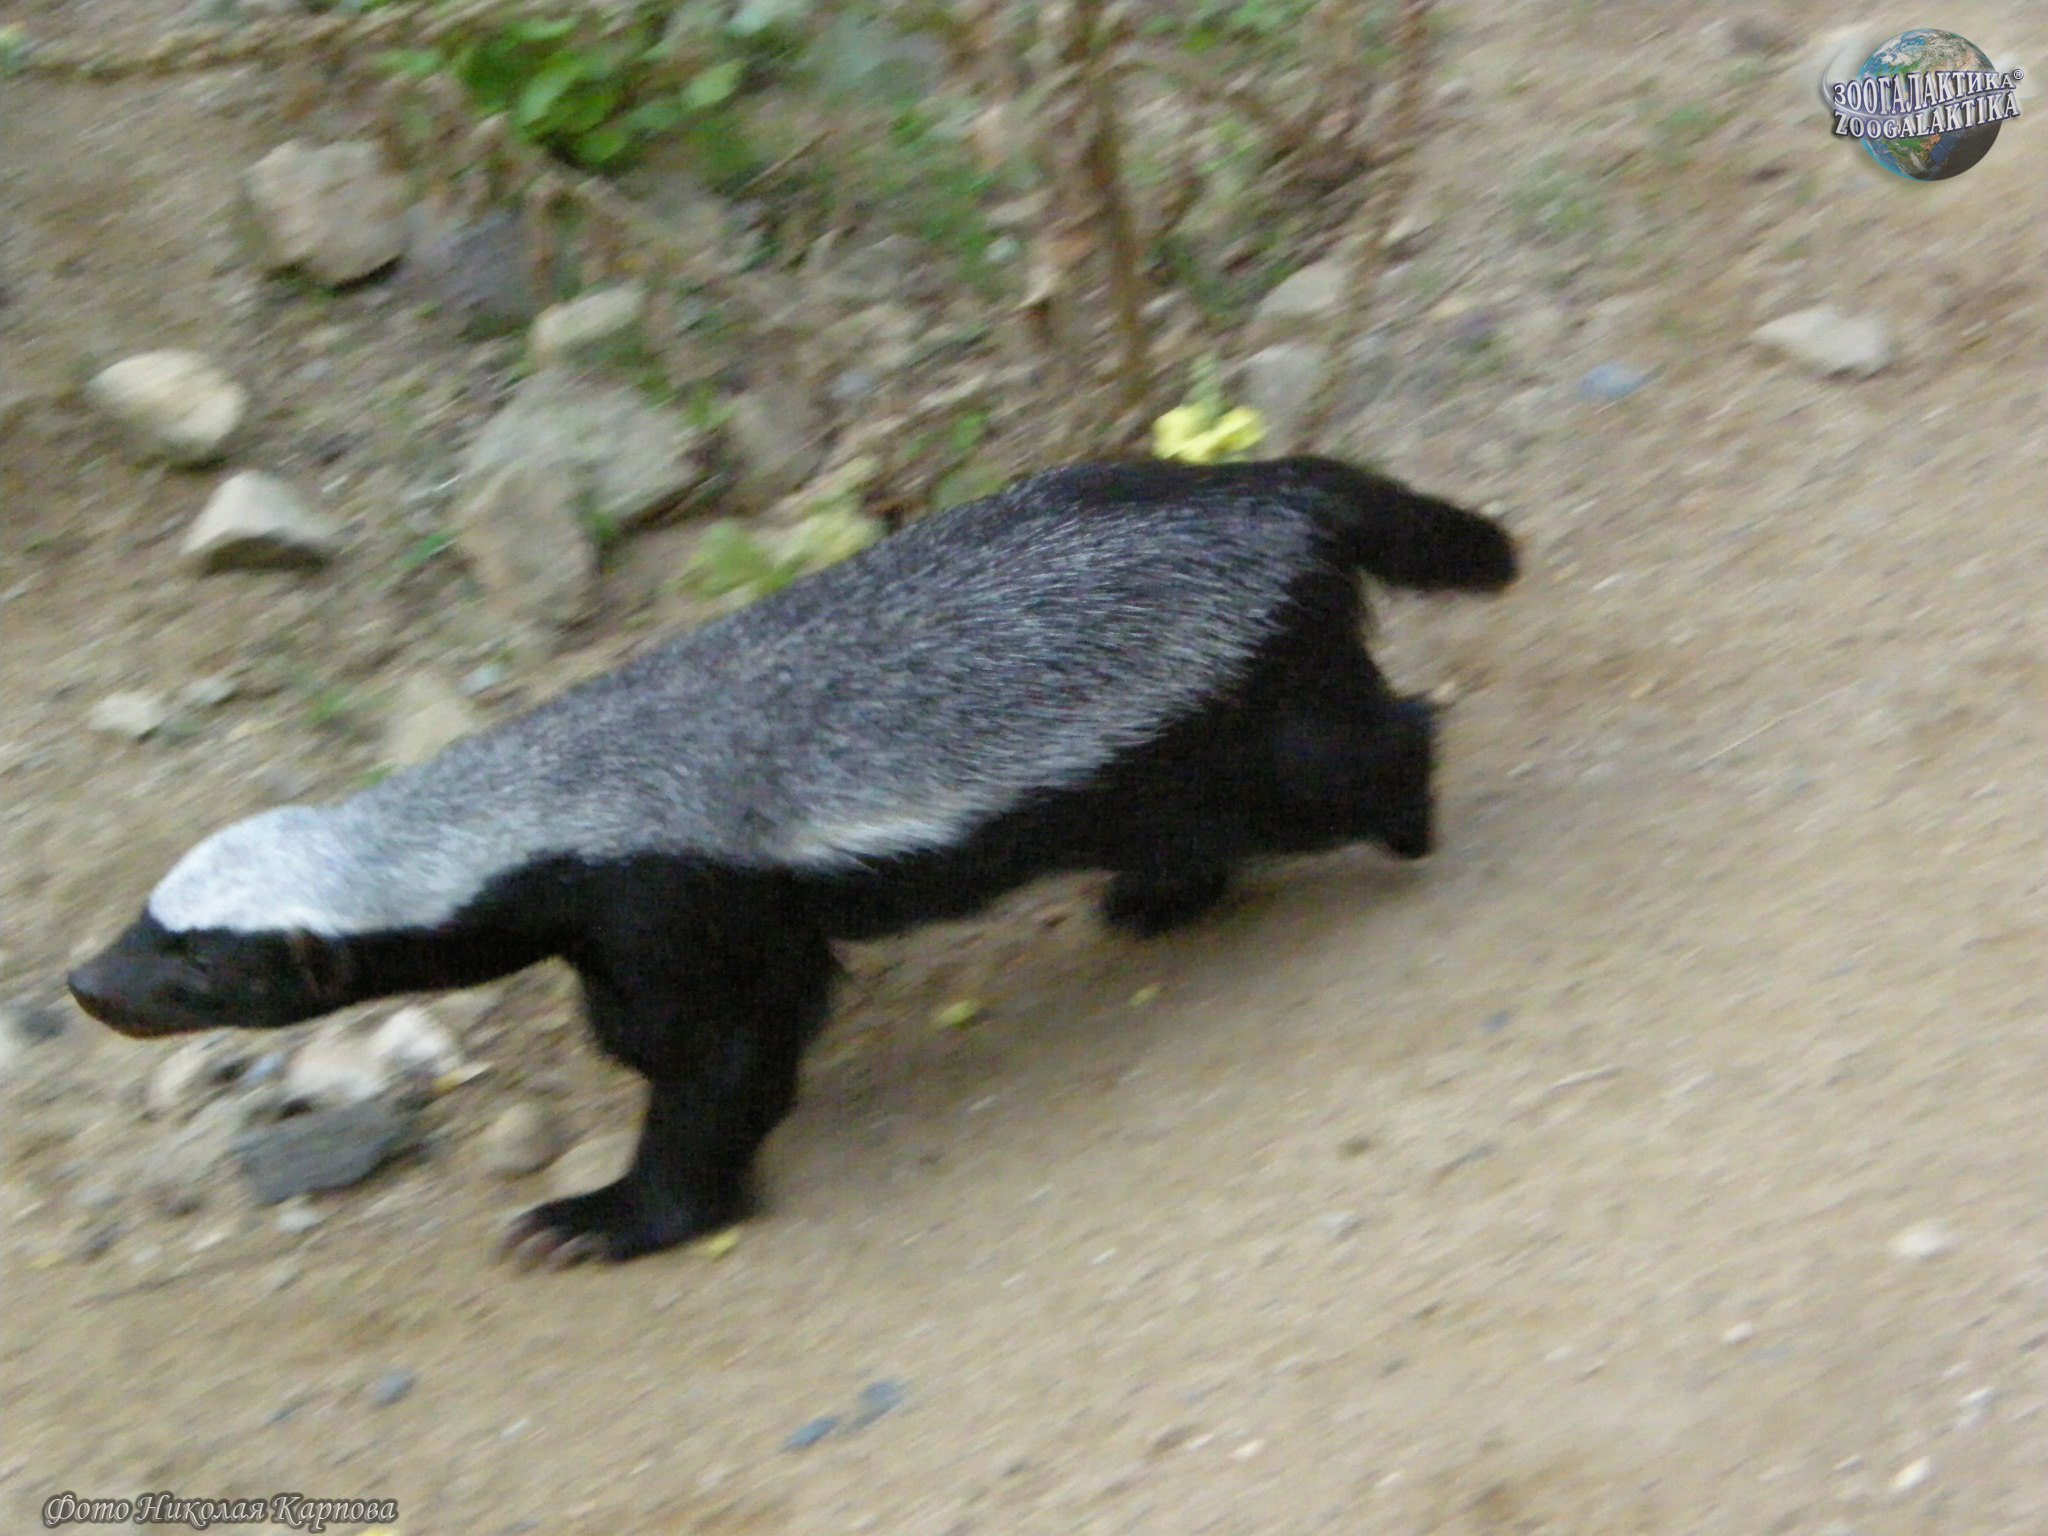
[286,929,353,1004]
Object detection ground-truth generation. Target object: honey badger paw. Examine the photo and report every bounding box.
[498,1178,742,1270]
[1100,867,1233,938]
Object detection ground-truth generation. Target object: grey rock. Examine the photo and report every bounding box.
[847,1378,908,1429]
[529,284,650,374]
[283,1032,390,1109]
[549,1130,635,1199]
[384,672,481,768]
[183,472,338,572]
[178,673,241,710]
[89,691,172,741]
[1248,261,1346,349]
[452,460,601,635]
[243,140,406,287]
[463,370,707,535]
[725,375,826,511]
[1751,306,1892,378]
[783,1416,840,1452]
[85,351,246,467]
[231,1097,417,1205]
[4,1003,68,1044]
[478,1100,563,1179]
[1243,343,1325,449]
[402,206,540,337]
[1579,362,1652,400]
[144,1033,250,1119]
[366,1368,416,1408]
[142,1095,255,1214]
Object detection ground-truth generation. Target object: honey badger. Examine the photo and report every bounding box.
[68,457,1518,1268]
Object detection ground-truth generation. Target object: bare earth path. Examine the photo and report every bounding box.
[4,3,2047,1532]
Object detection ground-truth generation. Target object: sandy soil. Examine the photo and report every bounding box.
[5,3,2047,1533]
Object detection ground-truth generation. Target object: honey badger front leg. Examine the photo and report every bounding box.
[503,879,836,1268]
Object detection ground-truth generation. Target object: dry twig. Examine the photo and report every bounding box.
[1288,0,1434,453]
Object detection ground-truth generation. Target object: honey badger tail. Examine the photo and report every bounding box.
[1276,456,1519,593]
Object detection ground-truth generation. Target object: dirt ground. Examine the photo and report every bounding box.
[5,2,2048,1532]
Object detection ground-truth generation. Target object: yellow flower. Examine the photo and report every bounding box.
[1152,401,1266,464]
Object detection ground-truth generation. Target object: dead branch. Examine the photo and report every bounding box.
[1288,0,1433,453]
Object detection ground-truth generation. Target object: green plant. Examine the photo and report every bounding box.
[1509,155,1606,246]
[304,683,361,732]
[1642,101,1722,169]
[397,530,456,573]
[684,507,883,606]
[383,13,756,175]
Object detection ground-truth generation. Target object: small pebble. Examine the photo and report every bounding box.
[1890,1456,1931,1494]
[1889,1221,1956,1261]
[479,1100,563,1179]
[7,1004,67,1043]
[366,1368,417,1408]
[284,1032,390,1108]
[460,662,510,697]
[847,1379,907,1429]
[274,1197,326,1235]
[1579,362,1651,400]
[89,691,172,742]
[183,472,338,573]
[85,351,246,466]
[1722,1322,1755,1345]
[1318,1211,1364,1241]
[178,673,240,710]
[784,1415,840,1451]
[1751,306,1892,379]
[369,1004,464,1077]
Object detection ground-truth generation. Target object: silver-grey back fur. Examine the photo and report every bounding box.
[151,472,1326,936]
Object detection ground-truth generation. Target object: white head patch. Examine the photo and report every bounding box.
[148,806,365,936]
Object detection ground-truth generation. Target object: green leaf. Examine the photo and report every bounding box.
[728,0,810,38]
[516,57,586,128]
[550,79,623,135]
[688,522,783,598]
[459,41,527,112]
[622,96,689,135]
[684,59,745,110]
[682,115,760,189]
[379,47,444,78]
[573,125,634,167]
[506,18,577,43]
[946,410,988,455]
